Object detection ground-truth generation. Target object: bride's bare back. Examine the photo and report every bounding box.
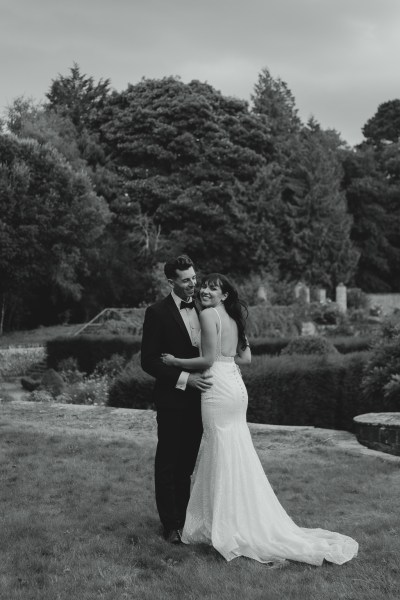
[213,308,239,357]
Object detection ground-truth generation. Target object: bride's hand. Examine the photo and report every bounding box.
[161,353,177,366]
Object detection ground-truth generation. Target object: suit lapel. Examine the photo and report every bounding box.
[194,299,201,316]
[165,294,193,346]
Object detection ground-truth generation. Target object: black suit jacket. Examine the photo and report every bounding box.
[141,294,201,410]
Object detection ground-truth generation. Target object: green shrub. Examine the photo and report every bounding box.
[41,369,65,397]
[330,336,372,354]
[242,351,373,431]
[101,318,143,336]
[61,375,110,405]
[21,376,41,392]
[235,274,296,306]
[249,337,292,355]
[281,335,338,356]
[57,356,79,372]
[0,347,45,379]
[249,336,372,356]
[107,350,384,431]
[0,391,13,403]
[246,305,299,338]
[57,357,84,384]
[361,316,400,407]
[93,354,129,378]
[379,314,400,340]
[308,302,344,325]
[47,335,142,374]
[108,363,155,409]
[28,390,54,403]
[346,288,369,310]
[348,308,370,323]
[384,374,400,401]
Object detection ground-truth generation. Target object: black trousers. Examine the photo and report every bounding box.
[155,405,203,531]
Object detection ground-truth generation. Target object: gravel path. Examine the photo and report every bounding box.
[1,395,399,463]
[0,398,157,444]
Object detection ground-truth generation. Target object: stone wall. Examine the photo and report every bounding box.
[366,293,400,316]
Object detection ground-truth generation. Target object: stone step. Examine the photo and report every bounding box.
[25,360,48,377]
[28,365,47,372]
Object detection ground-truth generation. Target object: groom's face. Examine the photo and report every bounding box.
[169,267,197,300]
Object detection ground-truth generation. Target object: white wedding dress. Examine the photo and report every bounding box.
[181,308,358,565]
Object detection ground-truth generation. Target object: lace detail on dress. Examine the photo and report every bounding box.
[215,355,235,362]
[181,305,359,565]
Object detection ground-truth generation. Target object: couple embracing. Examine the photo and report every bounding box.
[141,255,358,566]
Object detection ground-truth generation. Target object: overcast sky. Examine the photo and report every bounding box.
[1,0,400,146]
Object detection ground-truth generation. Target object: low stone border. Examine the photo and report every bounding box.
[251,422,400,463]
[1,398,400,463]
[354,412,400,457]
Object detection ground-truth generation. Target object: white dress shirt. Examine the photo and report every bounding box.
[170,291,201,390]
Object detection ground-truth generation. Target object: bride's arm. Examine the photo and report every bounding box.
[161,309,217,370]
[235,338,251,365]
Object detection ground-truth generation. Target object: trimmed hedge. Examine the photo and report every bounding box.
[250,335,372,355]
[281,335,338,356]
[250,338,291,355]
[47,334,372,375]
[106,350,395,432]
[246,305,298,338]
[47,335,142,374]
[242,352,374,431]
[327,336,372,354]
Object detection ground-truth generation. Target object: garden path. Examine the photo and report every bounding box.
[1,397,399,463]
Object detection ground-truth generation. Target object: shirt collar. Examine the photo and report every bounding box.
[171,290,193,309]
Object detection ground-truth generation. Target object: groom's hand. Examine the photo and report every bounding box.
[187,373,213,392]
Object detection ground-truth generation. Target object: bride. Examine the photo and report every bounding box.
[161,273,358,566]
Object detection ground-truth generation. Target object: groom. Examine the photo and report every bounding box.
[141,254,212,543]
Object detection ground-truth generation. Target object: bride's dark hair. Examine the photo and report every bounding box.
[200,273,248,350]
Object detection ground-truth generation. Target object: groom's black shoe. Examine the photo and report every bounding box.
[164,528,182,544]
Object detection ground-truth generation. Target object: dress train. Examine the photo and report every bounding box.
[181,316,358,565]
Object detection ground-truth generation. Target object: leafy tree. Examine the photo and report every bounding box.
[276,120,359,290]
[46,62,111,133]
[362,99,400,145]
[343,144,400,291]
[249,70,357,289]
[5,63,113,174]
[251,67,302,144]
[249,84,358,292]
[45,64,117,201]
[4,94,118,205]
[3,96,42,134]
[101,77,273,274]
[76,234,156,319]
[343,98,400,292]
[0,133,110,330]
[245,161,286,276]
[4,96,84,168]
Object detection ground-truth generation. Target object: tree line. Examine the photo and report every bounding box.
[1,64,400,332]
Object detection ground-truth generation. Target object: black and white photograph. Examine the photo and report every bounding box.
[1,1,399,599]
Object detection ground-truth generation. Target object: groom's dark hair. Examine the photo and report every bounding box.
[164,255,195,279]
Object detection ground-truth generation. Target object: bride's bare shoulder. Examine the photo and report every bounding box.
[199,308,220,327]
[199,307,217,320]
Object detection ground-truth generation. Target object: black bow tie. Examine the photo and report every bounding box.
[180,300,195,310]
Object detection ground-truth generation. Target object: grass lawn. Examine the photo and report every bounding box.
[1,401,399,600]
